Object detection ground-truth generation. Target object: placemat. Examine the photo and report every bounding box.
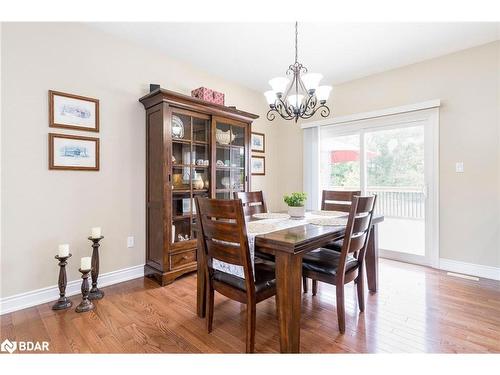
[246,221,279,234]
[311,210,347,217]
[252,212,291,220]
[308,217,348,226]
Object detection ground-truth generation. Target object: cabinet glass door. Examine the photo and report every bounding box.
[214,119,248,199]
[171,110,210,245]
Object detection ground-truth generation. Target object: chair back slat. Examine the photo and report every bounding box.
[352,213,372,235]
[354,196,376,213]
[323,202,351,212]
[347,232,368,253]
[206,239,245,266]
[201,219,241,243]
[321,190,361,212]
[198,198,239,220]
[234,191,267,216]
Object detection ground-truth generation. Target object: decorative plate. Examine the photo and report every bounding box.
[308,217,347,226]
[246,221,278,234]
[252,213,291,220]
[221,176,231,188]
[216,129,235,145]
[311,210,347,217]
[172,115,184,139]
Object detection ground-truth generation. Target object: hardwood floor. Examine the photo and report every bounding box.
[2,259,500,353]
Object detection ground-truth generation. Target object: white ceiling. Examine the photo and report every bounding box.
[89,22,500,92]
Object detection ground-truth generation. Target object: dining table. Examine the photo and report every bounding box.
[196,210,384,353]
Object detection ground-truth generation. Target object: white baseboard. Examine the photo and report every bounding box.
[439,258,500,281]
[0,264,145,315]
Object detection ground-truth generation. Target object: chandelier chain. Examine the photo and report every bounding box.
[295,21,298,64]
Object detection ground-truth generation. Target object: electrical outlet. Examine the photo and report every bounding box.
[455,162,464,173]
[127,236,135,248]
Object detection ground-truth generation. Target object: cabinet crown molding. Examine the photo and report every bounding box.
[139,88,259,123]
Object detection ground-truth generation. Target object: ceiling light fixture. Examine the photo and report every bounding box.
[264,22,332,123]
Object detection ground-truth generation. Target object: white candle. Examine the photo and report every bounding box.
[81,256,92,270]
[58,244,70,257]
[91,227,102,239]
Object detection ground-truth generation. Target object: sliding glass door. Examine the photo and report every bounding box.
[316,110,437,267]
[365,125,426,259]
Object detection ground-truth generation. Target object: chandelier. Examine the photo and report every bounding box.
[264,22,332,123]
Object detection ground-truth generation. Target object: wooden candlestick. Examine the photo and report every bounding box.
[52,254,72,310]
[88,236,104,300]
[75,268,94,313]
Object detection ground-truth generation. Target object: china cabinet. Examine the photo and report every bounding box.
[139,88,258,285]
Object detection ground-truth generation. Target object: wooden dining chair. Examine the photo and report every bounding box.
[303,190,361,293]
[195,197,277,353]
[301,195,377,334]
[234,191,268,216]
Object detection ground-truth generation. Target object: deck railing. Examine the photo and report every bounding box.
[331,186,425,220]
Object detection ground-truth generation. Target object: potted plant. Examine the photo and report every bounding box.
[284,192,307,218]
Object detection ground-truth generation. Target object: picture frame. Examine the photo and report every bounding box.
[251,155,265,176]
[251,132,265,153]
[49,90,100,132]
[49,133,100,171]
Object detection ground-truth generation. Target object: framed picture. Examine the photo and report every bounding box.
[251,156,265,176]
[49,133,100,171]
[251,132,265,153]
[49,90,99,132]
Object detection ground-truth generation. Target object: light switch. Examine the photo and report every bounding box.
[455,162,464,173]
[127,236,135,248]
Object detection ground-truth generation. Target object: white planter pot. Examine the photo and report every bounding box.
[288,205,305,218]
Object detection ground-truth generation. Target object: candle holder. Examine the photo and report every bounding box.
[88,236,104,300]
[75,268,94,313]
[52,254,72,310]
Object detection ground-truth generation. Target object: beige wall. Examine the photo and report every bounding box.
[0,22,285,297]
[293,41,500,267]
[274,120,304,206]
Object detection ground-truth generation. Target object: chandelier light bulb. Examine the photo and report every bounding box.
[264,90,277,105]
[316,85,332,102]
[288,94,304,109]
[301,73,323,92]
[268,77,290,94]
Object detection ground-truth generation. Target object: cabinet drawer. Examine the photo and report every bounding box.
[170,250,196,269]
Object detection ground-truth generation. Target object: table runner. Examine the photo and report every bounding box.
[212,212,344,278]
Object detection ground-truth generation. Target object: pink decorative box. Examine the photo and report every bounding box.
[191,87,225,106]
[212,91,225,105]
